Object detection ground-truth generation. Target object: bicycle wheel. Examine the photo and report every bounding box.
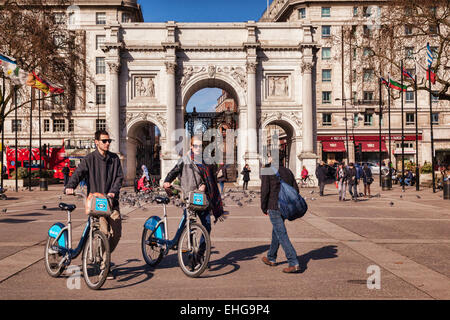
[308,178,316,188]
[82,230,110,290]
[177,222,211,278]
[141,228,164,267]
[43,236,65,278]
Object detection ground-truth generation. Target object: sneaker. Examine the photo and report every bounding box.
[106,269,116,280]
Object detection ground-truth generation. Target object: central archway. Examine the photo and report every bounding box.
[179,75,246,183]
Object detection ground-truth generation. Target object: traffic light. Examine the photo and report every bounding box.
[355,143,363,161]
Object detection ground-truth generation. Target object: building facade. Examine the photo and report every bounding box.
[2,0,449,187]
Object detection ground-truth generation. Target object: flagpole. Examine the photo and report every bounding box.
[379,77,382,187]
[38,90,42,180]
[415,74,419,191]
[28,88,32,191]
[401,60,405,192]
[14,87,18,192]
[429,68,436,193]
[1,74,5,190]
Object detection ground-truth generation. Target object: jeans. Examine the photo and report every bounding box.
[319,181,325,195]
[349,183,358,199]
[198,211,211,257]
[218,181,225,194]
[64,175,69,187]
[338,181,347,200]
[267,209,299,267]
[243,181,249,190]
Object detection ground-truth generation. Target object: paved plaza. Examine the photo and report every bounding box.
[0,180,449,301]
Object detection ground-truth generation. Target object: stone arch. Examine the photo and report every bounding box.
[262,116,301,177]
[125,119,163,186]
[180,72,246,111]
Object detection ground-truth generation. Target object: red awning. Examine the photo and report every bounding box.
[322,141,346,152]
[360,141,387,152]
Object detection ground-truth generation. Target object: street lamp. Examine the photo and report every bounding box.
[335,98,351,163]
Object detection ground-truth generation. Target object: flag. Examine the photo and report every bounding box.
[389,78,407,92]
[0,54,28,85]
[26,72,50,95]
[426,42,434,68]
[380,77,389,88]
[427,68,436,85]
[46,79,64,95]
[402,68,415,82]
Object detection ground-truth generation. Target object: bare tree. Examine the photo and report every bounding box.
[0,0,87,134]
[334,0,450,101]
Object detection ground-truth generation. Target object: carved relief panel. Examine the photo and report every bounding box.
[264,73,291,100]
[133,76,156,99]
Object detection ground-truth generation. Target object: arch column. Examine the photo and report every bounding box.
[125,137,138,186]
[106,58,121,154]
[245,61,260,186]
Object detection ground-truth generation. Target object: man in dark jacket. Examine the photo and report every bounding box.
[347,163,358,201]
[62,163,70,187]
[65,130,123,279]
[260,156,300,273]
[315,161,328,196]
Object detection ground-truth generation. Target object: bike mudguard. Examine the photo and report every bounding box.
[144,216,165,239]
[48,222,68,248]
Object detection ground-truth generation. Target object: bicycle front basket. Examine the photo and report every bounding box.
[187,191,209,211]
[85,193,112,215]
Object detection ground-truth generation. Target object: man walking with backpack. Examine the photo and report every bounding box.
[260,155,300,273]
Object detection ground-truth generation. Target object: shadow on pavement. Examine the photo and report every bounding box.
[103,259,154,290]
[298,245,338,273]
[204,244,270,278]
[0,218,36,224]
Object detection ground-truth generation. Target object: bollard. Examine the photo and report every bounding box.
[381,175,392,191]
[444,180,450,200]
[40,178,48,191]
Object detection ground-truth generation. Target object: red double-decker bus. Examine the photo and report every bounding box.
[5,145,73,179]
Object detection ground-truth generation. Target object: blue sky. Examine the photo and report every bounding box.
[140,0,273,112]
[141,0,271,23]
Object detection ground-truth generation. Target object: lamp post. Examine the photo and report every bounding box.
[336,98,351,163]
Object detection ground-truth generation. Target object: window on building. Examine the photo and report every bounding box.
[321,7,331,17]
[363,6,371,17]
[68,119,74,132]
[429,24,438,34]
[352,47,357,60]
[322,69,331,82]
[322,47,331,60]
[431,91,439,103]
[363,25,371,37]
[363,91,374,103]
[96,35,106,50]
[53,94,63,106]
[364,113,373,126]
[322,113,332,126]
[322,91,331,104]
[352,91,358,103]
[96,85,106,105]
[44,119,50,132]
[122,12,132,23]
[353,7,358,17]
[298,8,306,19]
[363,69,374,82]
[406,113,415,125]
[363,47,374,57]
[12,119,22,132]
[352,70,357,82]
[53,119,65,132]
[405,25,413,35]
[96,57,105,74]
[54,12,66,24]
[405,47,414,58]
[432,113,439,125]
[96,12,106,25]
[405,91,415,103]
[322,26,331,38]
[96,119,106,131]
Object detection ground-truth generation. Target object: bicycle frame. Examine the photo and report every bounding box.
[147,204,196,255]
[49,211,92,263]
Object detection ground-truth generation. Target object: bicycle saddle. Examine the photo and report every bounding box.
[154,196,170,205]
[59,203,76,212]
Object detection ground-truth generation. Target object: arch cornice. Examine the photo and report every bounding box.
[124,111,167,139]
[260,111,302,138]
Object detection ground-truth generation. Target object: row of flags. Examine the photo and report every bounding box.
[0,53,64,96]
[380,42,437,92]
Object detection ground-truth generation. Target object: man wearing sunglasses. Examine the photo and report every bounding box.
[65,130,124,280]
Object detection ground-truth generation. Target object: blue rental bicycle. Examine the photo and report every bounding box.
[141,185,211,278]
[44,191,112,290]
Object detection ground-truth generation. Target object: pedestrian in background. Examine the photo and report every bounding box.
[315,161,327,196]
[260,155,300,273]
[336,163,348,201]
[362,164,373,197]
[241,163,251,190]
[347,163,358,201]
[217,163,227,194]
[62,162,70,187]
